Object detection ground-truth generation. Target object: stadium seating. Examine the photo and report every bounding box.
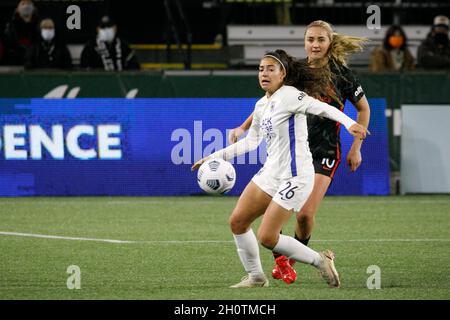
[67,24,430,69]
[227,25,431,67]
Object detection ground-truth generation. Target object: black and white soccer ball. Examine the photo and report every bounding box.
[197,158,236,194]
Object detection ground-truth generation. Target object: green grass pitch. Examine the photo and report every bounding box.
[0,195,449,300]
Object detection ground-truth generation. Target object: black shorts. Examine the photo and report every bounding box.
[313,156,341,179]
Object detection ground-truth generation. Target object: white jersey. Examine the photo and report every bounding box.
[212,85,356,179]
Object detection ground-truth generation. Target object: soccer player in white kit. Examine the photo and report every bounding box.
[191,50,368,288]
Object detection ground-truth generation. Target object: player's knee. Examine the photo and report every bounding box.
[229,214,249,234]
[297,206,316,224]
[257,230,277,249]
[296,213,309,226]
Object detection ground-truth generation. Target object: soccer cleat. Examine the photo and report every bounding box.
[317,250,340,288]
[229,274,269,288]
[271,264,282,280]
[271,256,297,284]
[272,256,296,279]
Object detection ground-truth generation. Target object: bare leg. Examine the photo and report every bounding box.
[258,201,321,266]
[229,181,272,234]
[258,200,341,287]
[295,174,331,241]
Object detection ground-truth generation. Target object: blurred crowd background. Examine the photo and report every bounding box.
[0,0,449,72]
[0,1,449,196]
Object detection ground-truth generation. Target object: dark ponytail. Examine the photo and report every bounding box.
[263,49,329,98]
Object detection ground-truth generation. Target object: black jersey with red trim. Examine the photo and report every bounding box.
[305,62,365,160]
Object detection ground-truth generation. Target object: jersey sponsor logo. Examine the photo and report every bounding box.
[298,92,306,101]
[321,157,336,169]
[261,117,276,141]
[354,86,363,97]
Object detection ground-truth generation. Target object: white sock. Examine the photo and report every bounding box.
[233,229,264,278]
[273,234,321,268]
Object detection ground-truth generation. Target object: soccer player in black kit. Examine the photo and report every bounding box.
[229,20,371,285]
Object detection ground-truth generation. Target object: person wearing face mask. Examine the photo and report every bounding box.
[418,15,450,69]
[370,25,415,72]
[80,15,140,71]
[3,0,40,65]
[24,18,72,70]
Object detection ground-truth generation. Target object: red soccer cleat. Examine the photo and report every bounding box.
[272,263,282,280]
[289,258,296,267]
[271,256,297,284]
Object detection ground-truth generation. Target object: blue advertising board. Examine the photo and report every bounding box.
[0,98,389,196]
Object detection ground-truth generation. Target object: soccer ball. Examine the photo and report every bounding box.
[197,158,236,194]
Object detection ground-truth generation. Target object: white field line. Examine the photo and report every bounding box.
[1,231,450,244]
[1,199,449,206]
[0,231,136,244]
[105,199,450,206]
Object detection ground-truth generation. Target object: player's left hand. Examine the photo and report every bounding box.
[228,127,245,144]
[347,146,362,172]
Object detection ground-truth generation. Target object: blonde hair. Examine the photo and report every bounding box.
[305,20,368,66]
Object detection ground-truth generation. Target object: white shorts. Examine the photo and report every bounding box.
[252,170,314,212]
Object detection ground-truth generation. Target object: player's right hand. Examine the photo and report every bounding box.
[348,123,370,140]
[228,127,245,144]
[191,157,211,171]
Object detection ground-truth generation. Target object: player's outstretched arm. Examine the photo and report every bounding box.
[192,117,262,171]
[300,94,370,140]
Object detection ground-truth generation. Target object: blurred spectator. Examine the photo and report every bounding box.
[418,15,450,69]
[370,25,415,72]
[0,36,5,65]
[3,0,40,65]
[25,18,72,70]
[80,15,140,71]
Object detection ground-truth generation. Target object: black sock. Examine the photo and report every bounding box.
[272,252,282,259]
[294,233,310,247]
[273,230,283,259]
